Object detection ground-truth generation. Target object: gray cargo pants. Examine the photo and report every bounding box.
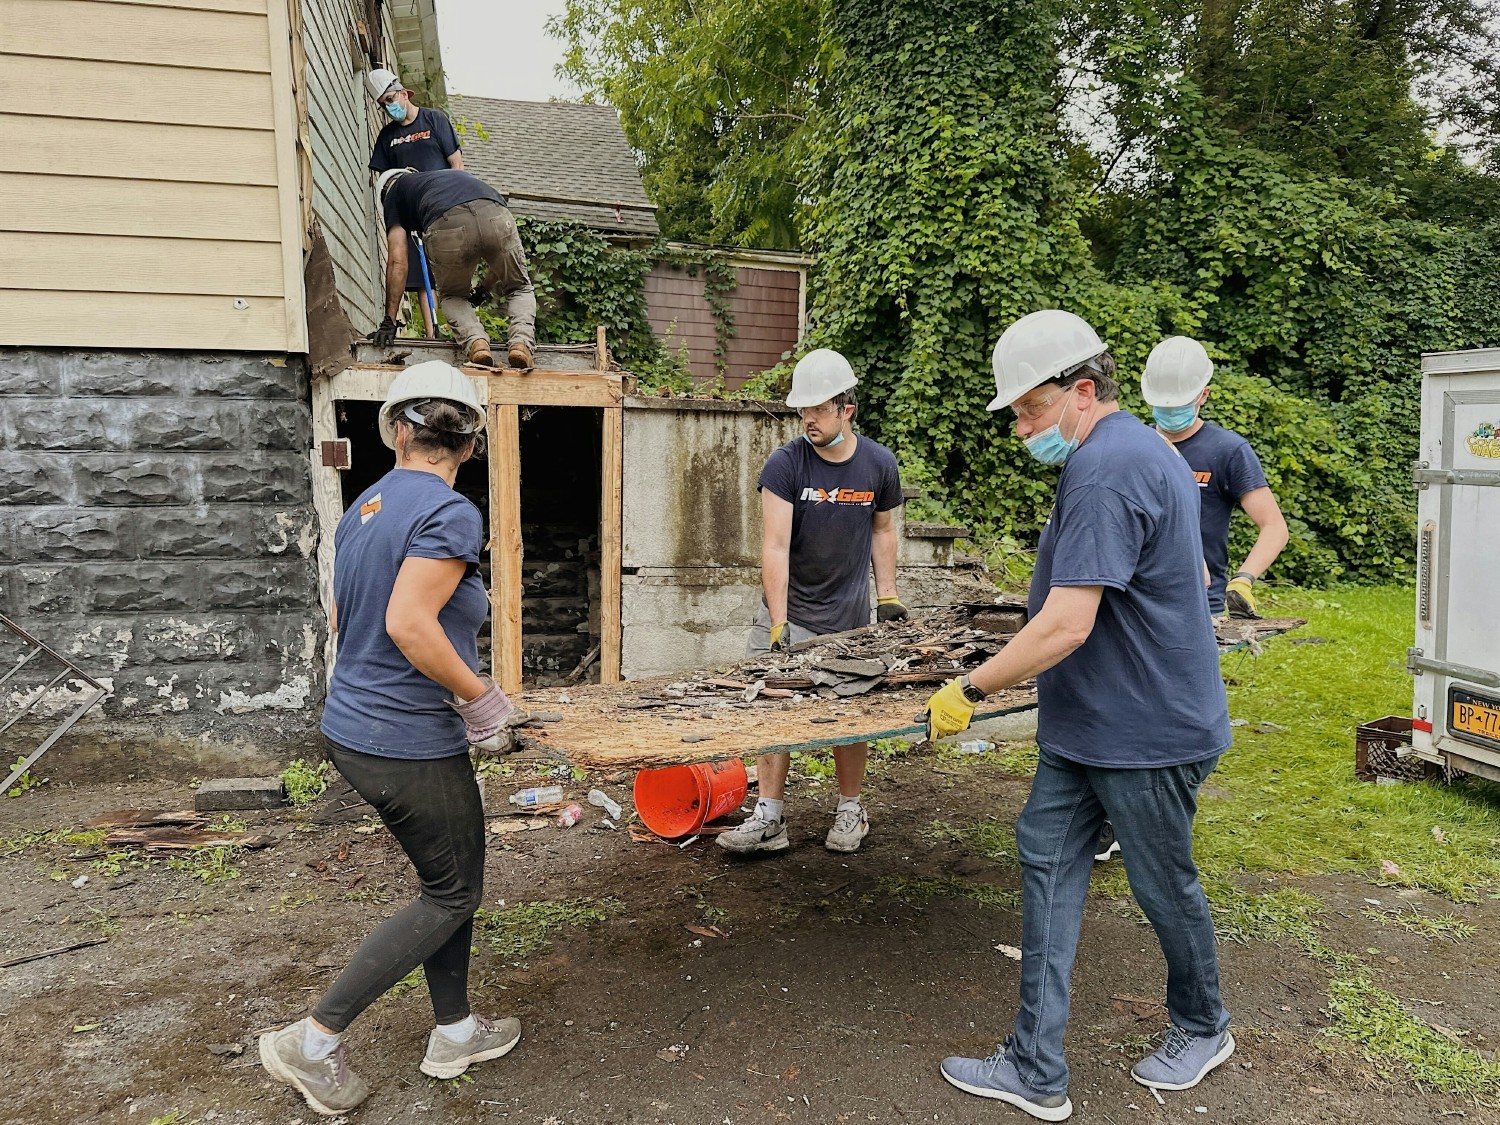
[423,199,536,352]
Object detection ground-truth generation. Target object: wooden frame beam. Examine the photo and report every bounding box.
[489,403,524,694]
[327,364,624,407]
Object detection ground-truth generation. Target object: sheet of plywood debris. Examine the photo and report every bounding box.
[518,604,1303,771]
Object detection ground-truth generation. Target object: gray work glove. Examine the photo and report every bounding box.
[449,676,515,745]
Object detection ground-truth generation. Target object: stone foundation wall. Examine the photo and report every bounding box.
[0,349,322,773]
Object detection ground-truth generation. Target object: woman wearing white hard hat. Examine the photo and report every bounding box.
[259,361,520,1115]
[1142,336,1288,620]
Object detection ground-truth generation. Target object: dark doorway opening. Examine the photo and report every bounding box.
[518,407,602,685]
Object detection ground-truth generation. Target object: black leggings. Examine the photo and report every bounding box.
[311,737,485,1031]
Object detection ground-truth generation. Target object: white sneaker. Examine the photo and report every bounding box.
[825,803,869,853]
[716,814,790,854]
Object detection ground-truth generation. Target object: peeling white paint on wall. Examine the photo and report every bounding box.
[214,675,312,715]
[268,511,317,558]
[3,676,113,717]
[64,627,133,672]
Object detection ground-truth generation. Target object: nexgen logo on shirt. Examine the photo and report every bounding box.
[800,487,876,505]
[360,494,382,524]
[390,130,434,146]
[1192,471,1212,488]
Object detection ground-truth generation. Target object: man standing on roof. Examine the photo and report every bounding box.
[374,167,536,370]
[366,68,464,339]
[925,311,1234,1121]
[717,349,908,857]
[1141,337,1289,619]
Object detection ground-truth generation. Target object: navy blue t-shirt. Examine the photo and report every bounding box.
[322,469,488,758]
[382,169,507,235]
[1028,411,1231,769]
[758,435,904,635]
[1170,422,1269,614]
[369,106,461,173]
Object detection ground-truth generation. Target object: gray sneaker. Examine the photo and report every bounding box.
[940,1043,1072,1121]
[1131,1026,1236,1091]
[716,813,790,854]
[825,803,869,853]
[420,1014,522,1078]
[258,1020,371,1116]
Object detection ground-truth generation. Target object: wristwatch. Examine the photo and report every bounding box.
[959,674,987,703]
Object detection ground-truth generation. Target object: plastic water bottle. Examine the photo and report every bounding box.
[957,739,994,755]
[587,789,622,819]
[509,784,563,807]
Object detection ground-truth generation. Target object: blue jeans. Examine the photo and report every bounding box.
[1009,748,1228,1094]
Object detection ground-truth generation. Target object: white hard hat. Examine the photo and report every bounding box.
[987,310,1107,412]
[786,348,857,409]
[366,68,401,102]
[375,167,411,201]
[379,360,486,449]
[1141,336,1213,408]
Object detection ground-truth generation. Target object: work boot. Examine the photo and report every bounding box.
[420,1014,522,1079]
[1131,1026,1236,1091]
[466,338,494,366]
[824,801,869,853]
[716,813,790,855]
[940,1041,1072,1121]
[257,1020,370,1117]
[507,341,534,370]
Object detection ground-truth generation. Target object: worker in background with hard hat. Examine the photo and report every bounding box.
[924,311,1233,1120]
[717,348,908,857]
[366,67,464,339]
[259,361,522,1115]
[1141,336,1289,620]
[374,167,536,370]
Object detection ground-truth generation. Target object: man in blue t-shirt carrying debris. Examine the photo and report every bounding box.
[1141,336,1289,619]
[717,349,908,857]
[924,311,1235,1121]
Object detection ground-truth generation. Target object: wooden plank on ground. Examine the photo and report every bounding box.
[490,404,524,695]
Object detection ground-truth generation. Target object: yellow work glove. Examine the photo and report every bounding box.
[924,678,977,742]
[876,596,909,623]
[769,621,791,652]
[1225,572,1260,619]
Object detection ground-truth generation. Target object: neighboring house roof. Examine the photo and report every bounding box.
[449,95,659,237]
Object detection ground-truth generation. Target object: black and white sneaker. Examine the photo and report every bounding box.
[1094,820,1121,862]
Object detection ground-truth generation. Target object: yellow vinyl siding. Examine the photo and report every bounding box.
[0,0,306,351]
[0,174,282,241]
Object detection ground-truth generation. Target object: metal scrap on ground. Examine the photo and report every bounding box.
[516,605,1305,771]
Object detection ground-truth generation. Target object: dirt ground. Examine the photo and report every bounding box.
[1,746,1495,1125]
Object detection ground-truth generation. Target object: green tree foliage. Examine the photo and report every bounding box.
[557,0,1500,582]
[552,0,826,247]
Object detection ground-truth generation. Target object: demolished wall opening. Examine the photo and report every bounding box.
[334,400,603,686]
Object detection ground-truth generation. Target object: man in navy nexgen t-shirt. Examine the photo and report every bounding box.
[925,311,1235,1118]
[367,69,464,337]
[717,349,906,858]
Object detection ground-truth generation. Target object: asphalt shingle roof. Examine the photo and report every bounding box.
[449,95,659,237]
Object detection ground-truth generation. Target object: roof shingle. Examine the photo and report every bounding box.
[449,95,659,237]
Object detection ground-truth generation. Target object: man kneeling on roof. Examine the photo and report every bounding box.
[374,166,536,370]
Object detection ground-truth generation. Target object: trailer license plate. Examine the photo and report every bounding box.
[1450,687,1500,753]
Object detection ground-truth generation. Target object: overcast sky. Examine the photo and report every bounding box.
[436,0,580,102]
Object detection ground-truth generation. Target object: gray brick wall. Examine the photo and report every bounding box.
[0,349,323,730]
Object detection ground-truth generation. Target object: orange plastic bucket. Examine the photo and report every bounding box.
[633,759,749,839]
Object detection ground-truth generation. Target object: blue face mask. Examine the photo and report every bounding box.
[805,431,845,449]
[1023,387,1082,465]
[384,101,406,122]
[1152,404,1198,432]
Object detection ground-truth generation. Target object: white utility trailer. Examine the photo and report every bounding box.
[1407,347,1500,781]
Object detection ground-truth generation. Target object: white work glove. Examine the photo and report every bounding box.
[448,676,515,745]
